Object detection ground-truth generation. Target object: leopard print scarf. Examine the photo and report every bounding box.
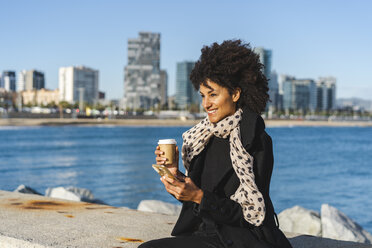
[182,108,265,226]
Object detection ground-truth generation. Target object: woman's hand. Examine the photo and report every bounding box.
[160,176,204,204]
[155,145,181,178]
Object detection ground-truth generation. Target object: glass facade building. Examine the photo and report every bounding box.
[0,71,16,92]
[175,61,198,110]
[59,66,99,104]
[254,47,278,111]
[24,70,45,91]
[316,77,337,111]
[282,76,317,112]
[281,75,337,112]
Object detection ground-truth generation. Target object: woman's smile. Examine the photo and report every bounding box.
[207,109,217,114]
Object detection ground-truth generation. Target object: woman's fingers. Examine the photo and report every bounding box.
[155,146,164,156]
[160,175,201,203]
[162,175,180,186]
[155,156,166,164]
[175,146,179,161]
[161,177,180,197]
[162,176,184,192]
[155,145,166,164]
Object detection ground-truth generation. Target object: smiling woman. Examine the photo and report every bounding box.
[143,40,292,248]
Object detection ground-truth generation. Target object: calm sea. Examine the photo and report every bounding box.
[0,125,371,233]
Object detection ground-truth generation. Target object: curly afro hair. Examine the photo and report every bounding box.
[190,39,269,114]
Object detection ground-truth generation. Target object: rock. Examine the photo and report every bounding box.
[137,200,182,216]
[64,186,95,202]
[14,184,42,195]
[278,205,322,236]
[321,203,372,244]
[45,186,100,203]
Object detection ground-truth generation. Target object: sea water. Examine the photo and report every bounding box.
[0,125,371,232]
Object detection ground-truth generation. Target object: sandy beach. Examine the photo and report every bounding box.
[0,118,372,127]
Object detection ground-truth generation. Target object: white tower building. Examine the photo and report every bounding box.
[59,66,99,105]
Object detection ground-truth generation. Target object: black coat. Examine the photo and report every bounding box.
[171,108,292,248]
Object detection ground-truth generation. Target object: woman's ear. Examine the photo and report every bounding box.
[232,88,241,103]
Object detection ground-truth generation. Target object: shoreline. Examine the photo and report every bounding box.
[0,117,372,127]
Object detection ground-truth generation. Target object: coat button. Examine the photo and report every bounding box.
[226,239,233,246]
[210,204,217,210]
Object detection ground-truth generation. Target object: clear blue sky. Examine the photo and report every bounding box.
[1,0,371,100]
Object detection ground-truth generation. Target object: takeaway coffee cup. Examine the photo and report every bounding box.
[158,139,177,165]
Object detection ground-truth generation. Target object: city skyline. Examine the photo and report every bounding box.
[1,0,371,100]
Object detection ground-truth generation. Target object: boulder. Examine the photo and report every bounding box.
[45,186,96,203]
[321,204,372,244]
[137,200,182,216]
[14,184,42,195]
[64,186,95,202]
[278,205,322,236]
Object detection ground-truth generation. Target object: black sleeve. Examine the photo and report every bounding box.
[192,190,254,228]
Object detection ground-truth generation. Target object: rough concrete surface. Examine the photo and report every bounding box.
[0,190,176,248]
[1,190,371,248]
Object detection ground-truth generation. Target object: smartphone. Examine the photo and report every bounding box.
[152,164,178,181]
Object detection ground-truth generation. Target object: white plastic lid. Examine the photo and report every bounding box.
[158,139,177,145]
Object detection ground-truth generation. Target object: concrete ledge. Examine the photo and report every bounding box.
[0,190,371,248]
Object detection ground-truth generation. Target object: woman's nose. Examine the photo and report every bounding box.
[203,97,211,109]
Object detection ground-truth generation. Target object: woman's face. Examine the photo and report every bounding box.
[200,80,241,123]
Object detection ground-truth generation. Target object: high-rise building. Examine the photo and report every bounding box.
[24,70,45,90]
[254,47,272,79]
[269,71,279,110]
[123,32,167,110]
[254,47,277,111]
[17,70,26,92]
[59,66,99,104]
[282,76,317,112]
[277,74,288,111]
[160,70,168,108]
[0,71,16,92]
[175,61,199,110]
[316,77,336,111]
[281,75,295,111]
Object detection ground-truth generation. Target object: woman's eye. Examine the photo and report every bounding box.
[210,93,217,97]
[200,95,205,98]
